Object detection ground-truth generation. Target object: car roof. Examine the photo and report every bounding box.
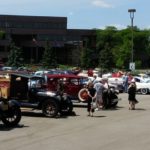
[10,73,44,79]
[45,74,87,79]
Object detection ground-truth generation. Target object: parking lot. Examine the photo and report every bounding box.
[1,93,150,150]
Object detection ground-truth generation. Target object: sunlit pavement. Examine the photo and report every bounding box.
[1,93,150,150]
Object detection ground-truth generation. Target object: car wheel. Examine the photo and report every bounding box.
[111,94,118,107]
[141,88,148,95]
[78,88,89,102]
[42,99,59,117]
[1,106,22,126]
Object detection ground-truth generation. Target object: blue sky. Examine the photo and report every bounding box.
[0,0,149,30]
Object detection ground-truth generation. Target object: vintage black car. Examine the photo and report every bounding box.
[8,73,73,117]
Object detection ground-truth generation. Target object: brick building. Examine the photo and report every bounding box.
[0,15,96,65]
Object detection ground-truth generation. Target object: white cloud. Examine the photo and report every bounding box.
[111,24,126,30]
[98,24,126,30]
[92,0,114,8]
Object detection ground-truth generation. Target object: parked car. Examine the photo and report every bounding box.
[1,66,17,71]
[134,77,150,94]
[1,73,73,117]
[42,74,88,101]
[134,76,147,83]
[34,69,74,76]
[86,76,124,93]
[108,77,124,93]
[0,77,22,126]
[34,70,55,76]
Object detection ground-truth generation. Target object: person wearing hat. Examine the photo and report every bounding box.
[128,79,138,110]
[94,78,105,110]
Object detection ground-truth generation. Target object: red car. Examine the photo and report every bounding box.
[42,74,88,101]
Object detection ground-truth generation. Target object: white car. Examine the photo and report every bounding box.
[134,77,150,94]
[87,77,124,93]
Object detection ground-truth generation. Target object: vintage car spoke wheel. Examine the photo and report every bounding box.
[78,88,89,102]
[1,106,22,126]
[42,100,59,117]
[141,88,148,95]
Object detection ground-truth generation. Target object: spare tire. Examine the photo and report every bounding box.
[78,88,89,102]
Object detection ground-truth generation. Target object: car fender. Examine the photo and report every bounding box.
[8,99,21,108]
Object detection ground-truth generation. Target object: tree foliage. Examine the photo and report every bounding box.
[80,38,98,69]
[96,27,150,70]
[0,30,5,39]
[99,43,114,71]
[96,27,117,70]
[7,42,24,67]
[80,47,96,69]
[41,41,57,68]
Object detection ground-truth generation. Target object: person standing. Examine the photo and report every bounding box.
[128,80,137,110]
[56,79,64,96]
[87,82,97,117]
[92,75,98,84]
[123,72,129,93]
[94,79,105,110]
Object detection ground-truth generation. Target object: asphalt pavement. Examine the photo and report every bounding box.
[0,93,150,150]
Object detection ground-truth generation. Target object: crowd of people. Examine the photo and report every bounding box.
[85,69,139,117]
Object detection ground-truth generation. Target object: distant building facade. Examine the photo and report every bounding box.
[0,15,96,65]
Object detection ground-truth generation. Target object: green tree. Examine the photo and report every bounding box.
[99,43,114,71]
[7,42,24,67]
[133,29,150,68]
[113,33,131,69]
[41,41,57,68]
[0,30,5,39]
[80,47,96,68]
[80,37,98,69]
[96,27,117,70]
[96,27,150,69]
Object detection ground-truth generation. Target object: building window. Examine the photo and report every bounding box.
[38,34,65,41]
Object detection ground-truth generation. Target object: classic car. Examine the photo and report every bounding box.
[0,73,73,117]
[42,74,88,101]
[86,76,124,93]
[135,79,150,94]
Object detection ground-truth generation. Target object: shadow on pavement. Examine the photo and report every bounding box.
[22,111,45,118]
[134,108,146,111]
[0,123,29,131]
[22,110,78,119]
[90,115,107,118]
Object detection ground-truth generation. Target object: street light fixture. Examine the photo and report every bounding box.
[128,9,136,63]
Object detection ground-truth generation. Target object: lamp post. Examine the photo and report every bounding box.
[128,9,136,63]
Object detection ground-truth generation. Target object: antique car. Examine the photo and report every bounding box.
[42,74,88,102]
[133,77,150,94]
[34,69,75,76]
[0,77,21,126]
[1,73,73,117]
[86,76,124,93]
